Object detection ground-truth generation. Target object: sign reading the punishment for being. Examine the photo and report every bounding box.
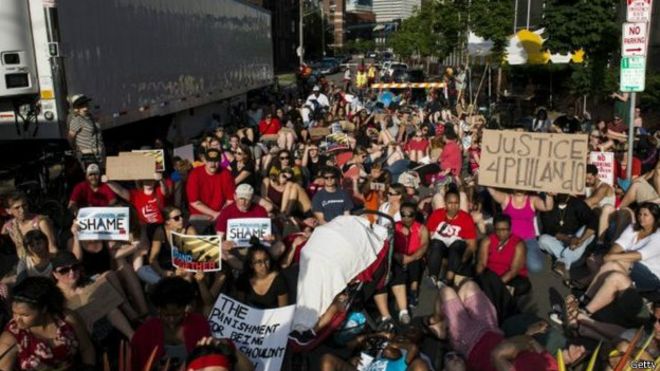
[478,130,589,194]
[227,218,271,247]
[208,295,294,371]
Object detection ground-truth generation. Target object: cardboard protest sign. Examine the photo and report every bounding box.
[309,127,330,138]
[478,130,589,194]
[77,207,129,241]
[589,151,615,186]
[226,218,271,248]
[173,144,195,163]
[169,232,221,272]
[208,295,294,371]
[130,149,166,172]
[106,153,155,181]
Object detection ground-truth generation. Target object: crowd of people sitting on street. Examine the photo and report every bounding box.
[0,64,659,370]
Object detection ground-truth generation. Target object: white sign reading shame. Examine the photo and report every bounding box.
[77,207,130,241]
[208,295,294,371]
[226,218,271,247]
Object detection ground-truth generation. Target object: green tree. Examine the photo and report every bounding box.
[468,0,514,60]
[542,0,620,96]
[303,8,333,59]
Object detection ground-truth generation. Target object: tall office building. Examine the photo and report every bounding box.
[372,0,421,23]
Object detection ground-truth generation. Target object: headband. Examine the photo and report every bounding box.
[187,354,231,370]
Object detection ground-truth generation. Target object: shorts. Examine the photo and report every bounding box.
[443,289,500,356]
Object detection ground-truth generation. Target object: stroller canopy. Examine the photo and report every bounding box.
[292,215,388,332]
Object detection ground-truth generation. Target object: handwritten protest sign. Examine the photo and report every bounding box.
[130,149,165,172]
[208,295,294,371]
[589,151,615,186]
[77,207,129,241]
[227,218,271,247]
[106,153,155,181]
[169,232,221,272]
[479,130,588,194]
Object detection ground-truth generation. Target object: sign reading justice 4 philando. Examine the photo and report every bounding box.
[478,130,589,194]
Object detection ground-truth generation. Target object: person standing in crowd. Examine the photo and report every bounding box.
[486,187,553,274]
[312,167,353,225]
[186,148,236,233]
[426,187,477,287]
[0,277,96,371]
[67,94,105,168]
[538,194,597,277]
[131,277,210,370]
[2,191,58,258]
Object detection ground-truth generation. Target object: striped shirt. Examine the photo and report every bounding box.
[68,113,104,154]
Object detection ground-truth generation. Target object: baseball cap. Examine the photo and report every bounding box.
[204,148,221,162]
[86,163,100,175]
[69,94,91,108]
[51,250,80,270]
[235,184,254,200]
[312,86,320,92]
[399,171,421,188]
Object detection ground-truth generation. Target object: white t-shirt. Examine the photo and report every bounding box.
[615,226,660,277]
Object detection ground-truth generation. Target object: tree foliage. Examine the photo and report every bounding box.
[468,0,514,59]
[542,0,620,96]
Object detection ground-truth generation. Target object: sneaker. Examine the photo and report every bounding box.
[399,310,411,325]
[408,293,419,308]
[377,317,394,332]
[289,329,316,346]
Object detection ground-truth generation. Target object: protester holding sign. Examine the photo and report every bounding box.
[145,206,197,282]
[216,184,282,267]
[186,149,236,234]
[104,172,170,231]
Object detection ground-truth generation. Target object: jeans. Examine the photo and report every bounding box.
[538,227,594,269]
[631,263,660,291]
[427,239,471,279]
[137,265,162,285]
[524,239,545,274]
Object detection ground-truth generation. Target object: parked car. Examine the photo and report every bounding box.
[366,51,378,59]
[380,62,408,79]
[315,59,340,75]
[391,68,424,83]
[334,54,352,63]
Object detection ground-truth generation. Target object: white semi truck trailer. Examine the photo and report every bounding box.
[0,0,274,141]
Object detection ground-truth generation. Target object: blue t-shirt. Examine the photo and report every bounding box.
[312,188,353,223]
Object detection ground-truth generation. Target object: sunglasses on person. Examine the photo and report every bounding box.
[401,212,415,218]
[323,175,336,180]
[55,264,80,275]
[280,156,290,160]
[169,214,183,221]
[388,191,400,196]
[235,151,245,156]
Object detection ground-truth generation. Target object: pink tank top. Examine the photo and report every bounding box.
[503,196,536,240]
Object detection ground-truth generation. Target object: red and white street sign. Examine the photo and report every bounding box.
[622,22,648,57]
[627,0,653,23]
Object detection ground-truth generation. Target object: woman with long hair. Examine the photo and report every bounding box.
[0,277,95,370]
[237,245,288,309]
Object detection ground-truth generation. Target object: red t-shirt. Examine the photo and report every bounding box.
[426,209,476,245]
[186,166,236,216]
[69,182,116,207]
[439,140,462,176]
[514,350,559,370]
[405,138,429,152]
[215,203,268,234]
[130,188,166,224]
[258,118,281,135]
[615,157,642,180]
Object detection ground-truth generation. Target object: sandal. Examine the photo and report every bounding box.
[564,295,582,337]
